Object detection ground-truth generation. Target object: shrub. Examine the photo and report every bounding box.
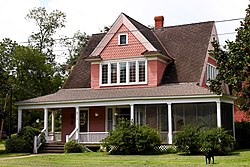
[200,128,235,155]
[235,121,250,149]
[5,126,41,153]
[174,125,202,154]
[64,140,85,153]
[101,118,161,155]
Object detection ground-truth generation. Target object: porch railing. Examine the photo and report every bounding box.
[66,127,78,142]
[79,132,109,144]
[160,131,168,143]
[33,128,46,154]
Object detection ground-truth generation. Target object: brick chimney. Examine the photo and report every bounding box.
[154,16,164,29]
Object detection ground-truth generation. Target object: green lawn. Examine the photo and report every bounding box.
[0,150,250,167]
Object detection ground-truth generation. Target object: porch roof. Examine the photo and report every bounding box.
[17,83,218,106]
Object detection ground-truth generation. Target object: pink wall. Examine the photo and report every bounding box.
[61,108,75,142]
[91,64,99,89]
[89,107,106,132]
[148,60,166,86]
[100,24,146,60]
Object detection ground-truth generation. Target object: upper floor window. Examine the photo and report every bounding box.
[118,33,128,45]
[100,59,147,86]
[206,63,218,83]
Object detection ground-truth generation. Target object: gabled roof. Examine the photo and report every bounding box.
[157,21,215,84]
[63,14,215,89]
[89,13,172,60]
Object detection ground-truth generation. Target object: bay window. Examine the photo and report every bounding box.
[100,60,147,86]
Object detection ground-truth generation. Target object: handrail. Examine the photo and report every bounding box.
[66,127,78,142]
[33,128,46,154]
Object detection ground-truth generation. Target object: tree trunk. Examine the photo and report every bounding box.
[0,93,9,140]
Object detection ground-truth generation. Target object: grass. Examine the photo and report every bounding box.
[0,150,250,167]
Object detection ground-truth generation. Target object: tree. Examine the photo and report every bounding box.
[0,38,63,137]
[209,5,250,111]
[60,30,90,67]
[26,7,66,64]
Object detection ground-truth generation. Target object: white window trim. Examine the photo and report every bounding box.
[206,63,218,85]
[99,58,147,86]
[118,33,128,45]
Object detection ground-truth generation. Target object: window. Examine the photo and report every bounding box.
[206,64,218,83]
[129,62,136,82]
[101,64,108,84]
[120,62,126,83]
[118,33,128,45]
[100,60,147,86]
[111,63,117,83]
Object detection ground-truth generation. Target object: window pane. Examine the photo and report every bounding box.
[120,62,126,83]
[111,63,117,83]
[139,61,145,82]
[129,62,136,82]
[102,64,108,84]
[159,105,168,131]
[119,35,127,44]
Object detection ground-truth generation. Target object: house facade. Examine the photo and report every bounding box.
[16,13,235,146]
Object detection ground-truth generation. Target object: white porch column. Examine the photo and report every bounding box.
[232,103,235,139]
[130,104,134,123]
[168,103,173,144]
[44,108,49,141]
[17,108,22,133]
[51,110,56,141]
[216,101,222,128]
[75,106,80,141]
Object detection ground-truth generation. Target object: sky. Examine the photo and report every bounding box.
[0,0,249,63]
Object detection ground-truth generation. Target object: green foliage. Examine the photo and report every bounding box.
[64,140,85,153]
[200,128,235,155]
[101,118,161,155]
[209,4,250,111]
[26,7,66,64]
[174,125,235,155]
[235,121,250,149]
[174,125,201,154]
[5,126,41,153]
[60,31,90,67]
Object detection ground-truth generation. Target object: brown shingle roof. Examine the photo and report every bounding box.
[18,83,213,104]
[62,33,105,89]
[155,21,214,84]
[62,16,214,89]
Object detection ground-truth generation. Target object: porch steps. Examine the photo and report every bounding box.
[39,142,65,153]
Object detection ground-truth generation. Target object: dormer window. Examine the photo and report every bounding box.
[100,59,147,86]
[118,33,128,45]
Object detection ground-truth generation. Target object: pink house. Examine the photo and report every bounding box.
[16,13,235,151]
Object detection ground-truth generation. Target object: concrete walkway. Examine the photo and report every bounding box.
[0,154,40,161]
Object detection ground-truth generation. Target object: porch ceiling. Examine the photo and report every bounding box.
[16,83,220,106]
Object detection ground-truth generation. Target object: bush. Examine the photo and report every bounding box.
[101,118,161,155]
[200,128,235,155]
[64,140,85,153]
[5,126,41,153]
[235,121,250,149]
[174,125,235,155]
[174,125,201,154]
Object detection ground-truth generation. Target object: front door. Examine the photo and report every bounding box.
[80,109,88,132]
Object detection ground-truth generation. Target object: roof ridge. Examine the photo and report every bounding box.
[162,21,215,29]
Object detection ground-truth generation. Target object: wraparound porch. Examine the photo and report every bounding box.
[17,94,235,147]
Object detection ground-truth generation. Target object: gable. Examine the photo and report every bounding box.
[89,13,157,58]
[100,24,146,60]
